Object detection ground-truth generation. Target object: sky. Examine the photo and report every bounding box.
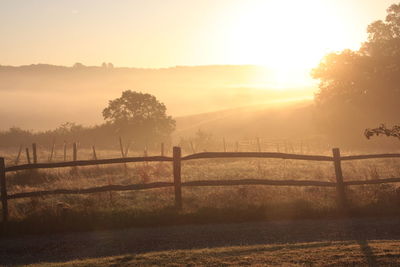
[0,0,397,86]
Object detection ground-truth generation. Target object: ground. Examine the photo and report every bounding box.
[2,217,400,266]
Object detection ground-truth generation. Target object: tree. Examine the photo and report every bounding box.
[102,90,175,144]
[73,62,85,68]
[312,3,400,140]
[365,124,400,139]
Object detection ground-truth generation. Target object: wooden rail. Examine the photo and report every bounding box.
[182,152,333,161]
[2,147,400,222]
[5,156,173,172]
[182,179,336,187]
[341,153,400,161]
[8,182,173,199]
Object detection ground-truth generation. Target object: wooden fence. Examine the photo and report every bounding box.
[2,147,400,222]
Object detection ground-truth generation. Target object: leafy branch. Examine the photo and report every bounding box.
[365,124,400,139]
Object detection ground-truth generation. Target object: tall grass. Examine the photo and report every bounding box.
[2,146,400,235]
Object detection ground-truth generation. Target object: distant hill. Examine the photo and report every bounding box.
[174,99,317,140]
[0,64,315,130]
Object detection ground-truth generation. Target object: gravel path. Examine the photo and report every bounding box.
[1,217,400,266]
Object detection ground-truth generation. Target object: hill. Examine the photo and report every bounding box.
[174,99,316,140]
[0,64,314,130]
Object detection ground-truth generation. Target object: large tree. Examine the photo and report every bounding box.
[103,90,175,144]
[312,3,400,140]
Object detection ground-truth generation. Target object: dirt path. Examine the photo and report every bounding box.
[2,217,400,266]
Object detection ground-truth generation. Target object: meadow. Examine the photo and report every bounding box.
[2,139,400,235]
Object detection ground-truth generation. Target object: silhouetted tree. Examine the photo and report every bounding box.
[101,62,114,68]
[102,90,175,144]
[365,124,400,139]
[73,62,85,68]
[312,3,400,139]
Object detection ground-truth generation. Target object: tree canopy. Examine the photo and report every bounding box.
[312,3,400,140]
[103,90,175,144]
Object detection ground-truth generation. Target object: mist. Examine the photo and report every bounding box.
[0,64,314,130]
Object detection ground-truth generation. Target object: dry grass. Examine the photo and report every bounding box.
[2,147,400,235]
[24,240,400,266]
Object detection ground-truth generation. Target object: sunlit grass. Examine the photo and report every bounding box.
[2,147,400,235]
[25,240,400,267]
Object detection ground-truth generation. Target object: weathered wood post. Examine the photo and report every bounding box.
[72,142,78,174]
[119,137,125,157]
[173,146,182,210]
[92,145,98,160]
[63,141,67,161]
[256,137,261,152]
[332,148,347,211]
[0,158,8,222]
[15,145,23,165]
[25,148,31,164]
[124,142,131,157]
[161,142,165,156]
[32,143,37,164]
[119,137,129,174]
[73,142,77,161]
[49,140,55,162]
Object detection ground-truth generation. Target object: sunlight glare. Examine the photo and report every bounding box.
[223,0,357,88]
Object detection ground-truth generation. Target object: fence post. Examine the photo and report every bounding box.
[73,142,77,161]
[332,148,347,211]
[256,137,261,152]
[49,140,55,162]
[0,158,8,222]
[119,138,128,173]
[124,142,131,157]
[15,145,23,165]
[25,148,31,164]
[92,145,98,160]
[72,142,78,174]
[173,146,182,210]
[119,137,125,157]
[32,143,37,164]
[63,141,67,161]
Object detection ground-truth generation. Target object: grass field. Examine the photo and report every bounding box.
[2,146,400,235]
[24,240,400,266]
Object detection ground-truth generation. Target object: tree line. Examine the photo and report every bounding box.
[0,91,175,149]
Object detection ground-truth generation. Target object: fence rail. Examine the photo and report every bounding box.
[181,152,333,161]
[7,182,174,199]
[5,156,172,172]
[2,147,400,222]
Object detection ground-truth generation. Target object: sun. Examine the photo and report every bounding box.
[221,0,356,88]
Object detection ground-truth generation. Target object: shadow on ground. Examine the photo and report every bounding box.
[1,217,400,266]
